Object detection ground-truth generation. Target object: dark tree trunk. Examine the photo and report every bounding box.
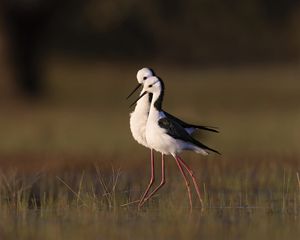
[2,1,68,98]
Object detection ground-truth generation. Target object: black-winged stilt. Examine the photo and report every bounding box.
[130,75,220,210]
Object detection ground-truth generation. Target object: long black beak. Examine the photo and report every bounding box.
[129,91,148,108]
[126,83,142,99]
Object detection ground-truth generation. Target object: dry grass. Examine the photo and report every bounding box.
[0,156,299,240]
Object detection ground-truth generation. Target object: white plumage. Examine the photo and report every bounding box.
[129,68,218,150]
[127,68,219,210]
[129,68,154,148]
[144,77,212,156]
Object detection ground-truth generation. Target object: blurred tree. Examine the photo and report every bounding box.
[1,0,75,98]
[262,0,300,24]
[1,0,299,92]
[79,0,300,63]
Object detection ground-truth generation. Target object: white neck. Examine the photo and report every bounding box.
[133,92,150,114]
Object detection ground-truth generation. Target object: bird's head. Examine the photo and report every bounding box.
[142,76,163,94]
[129,76,163,107]
[126,67,155,99]
[136,67,155,84]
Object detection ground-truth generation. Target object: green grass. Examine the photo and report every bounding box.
[0,60,300,239]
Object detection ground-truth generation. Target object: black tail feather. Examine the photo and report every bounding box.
[192,137,221,155]
[191,125,219,133]
[206,146,221,155]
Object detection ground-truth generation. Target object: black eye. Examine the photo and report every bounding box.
[148,84,152,88]
[143,76,147,80]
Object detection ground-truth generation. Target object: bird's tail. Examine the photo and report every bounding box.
[192,125,219,133]
[194,147,209,156]
[192,138,221,155]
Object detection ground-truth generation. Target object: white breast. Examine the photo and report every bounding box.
[145,109,177,155]
[129,95,150,148]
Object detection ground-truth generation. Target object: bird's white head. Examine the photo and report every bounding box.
[136,68,155,84]
[127,68,156,100]
[129,76,163,107]
[142,76,163,94]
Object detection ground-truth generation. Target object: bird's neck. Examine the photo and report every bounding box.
[152,88,164,111]
[134,93,151,113]
[149,90,164,121]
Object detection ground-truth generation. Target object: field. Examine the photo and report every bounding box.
[0,59,300,239]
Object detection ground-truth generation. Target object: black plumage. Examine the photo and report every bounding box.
[149,78,219,133]
[163,111,219,133]
[158,117,220,155]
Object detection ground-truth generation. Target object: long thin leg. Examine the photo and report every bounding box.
[138,149,155,208]
[139,153,166,208]
[175,156,193,209]
[178,157,204,208]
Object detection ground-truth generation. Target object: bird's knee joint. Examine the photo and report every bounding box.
[150,178,155,184]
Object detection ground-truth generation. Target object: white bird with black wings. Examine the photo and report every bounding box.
[129,74,220,210]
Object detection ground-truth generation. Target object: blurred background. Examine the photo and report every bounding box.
[0,0,300,171]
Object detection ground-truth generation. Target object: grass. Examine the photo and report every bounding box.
[0,158,299,240]
[0,59,300,239]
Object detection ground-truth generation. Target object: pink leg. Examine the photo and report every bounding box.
[178,156,204,208]
[138,149,155,208]
[175,156,193,210]
[139,153,166,208]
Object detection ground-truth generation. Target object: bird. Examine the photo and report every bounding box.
[130,75,220,210]
[128,68,219,209]
[128,68,219,135]
[128,68,155,150]
[128,68,157,208]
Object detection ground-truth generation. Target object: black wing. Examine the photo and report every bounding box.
[163,111,219,133]
[158,117,220,154]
